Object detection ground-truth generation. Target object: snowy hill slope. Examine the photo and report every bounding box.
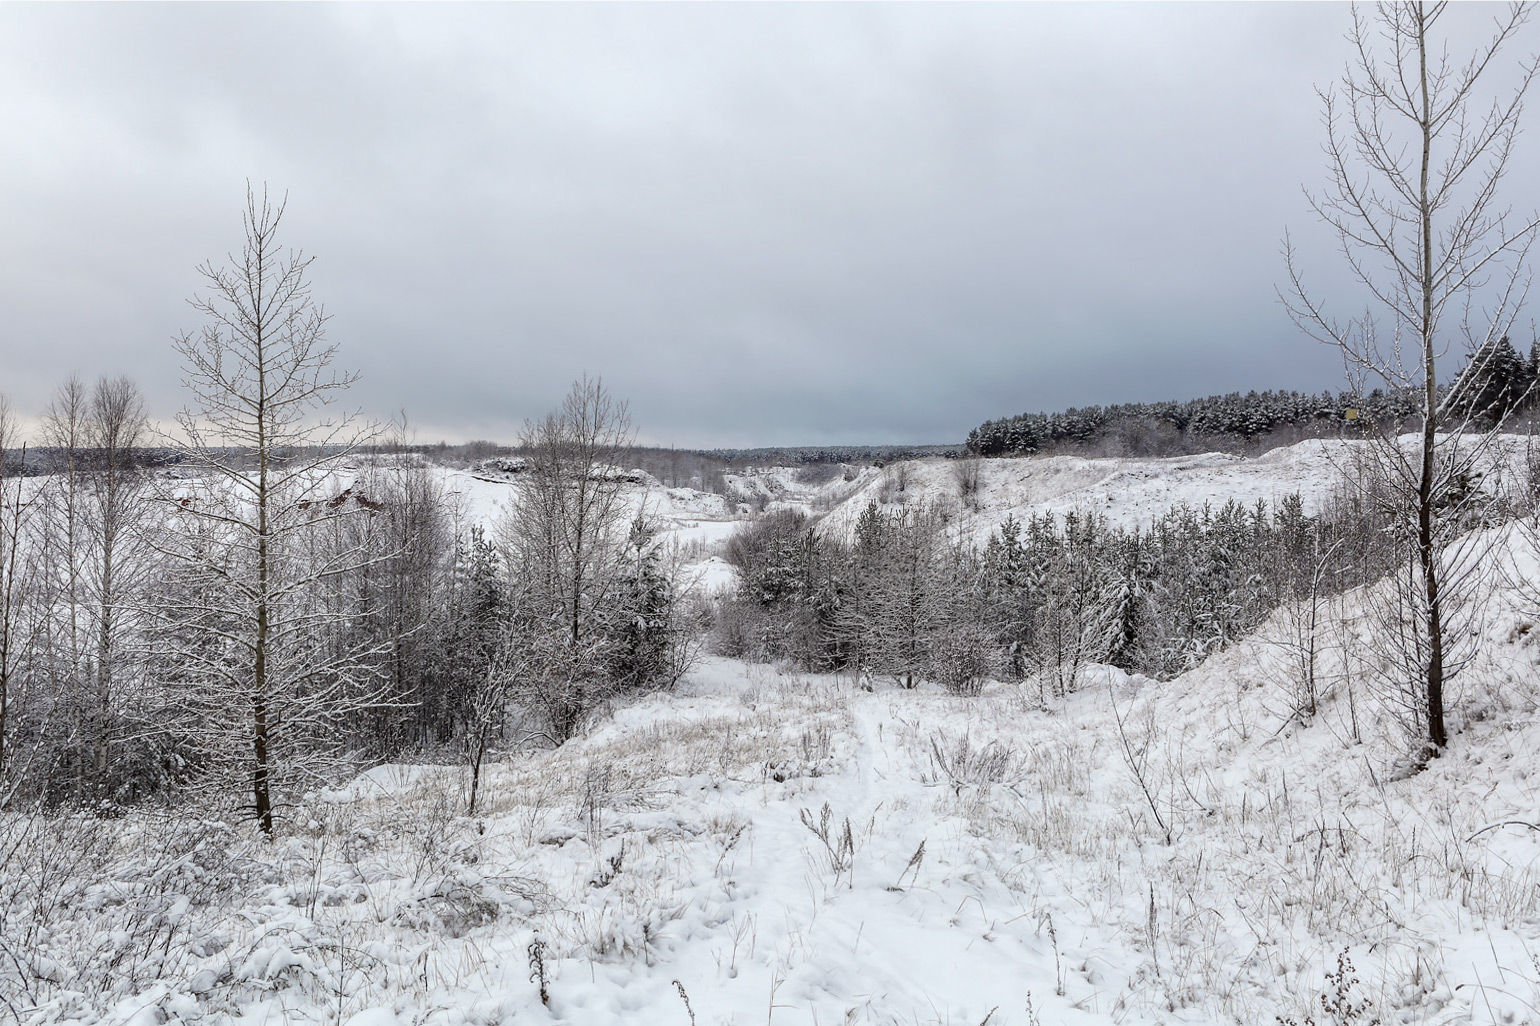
[439,464,733,535]
[719,464,881,516]
[444,436,1530,594]
[24,525,1540,1024]
[441,466,742,595]
[818,439,1358,544]
[815,435,1536,546]
[12,445,1540,1024]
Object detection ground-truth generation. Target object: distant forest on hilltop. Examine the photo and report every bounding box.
[965,336,1540,458]
[6,338,1537,475]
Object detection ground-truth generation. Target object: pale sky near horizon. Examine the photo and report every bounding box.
[2,3,1536,447]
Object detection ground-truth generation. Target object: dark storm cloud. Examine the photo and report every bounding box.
[1,4,1530,446]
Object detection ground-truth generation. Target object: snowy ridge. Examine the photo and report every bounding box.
[439,467,734,537]
[814,439,1358,545]
[814,435,1537,546]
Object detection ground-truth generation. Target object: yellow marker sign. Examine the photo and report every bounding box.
[1344,408,1360,420]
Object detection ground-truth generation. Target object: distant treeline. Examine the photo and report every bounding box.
[0,441,740,497]
[704,444,964,466]
[966,336,1540,458]
[1,444,438,477]
[0,446,181,476]
[965,389,1421,457]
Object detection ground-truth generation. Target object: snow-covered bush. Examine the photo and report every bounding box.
[0,810,257,1013]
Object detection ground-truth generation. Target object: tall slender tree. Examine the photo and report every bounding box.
[83,377,151,797]
[1285,2,1538,758]
[37,377,89,796]
[167,185,383,834]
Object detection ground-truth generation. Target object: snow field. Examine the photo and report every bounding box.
[14,578,1540,1026]
[13,440,1540,1024]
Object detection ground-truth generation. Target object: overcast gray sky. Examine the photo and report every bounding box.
[1,3,1534,447]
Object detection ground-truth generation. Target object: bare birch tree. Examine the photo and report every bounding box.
[0,401,58,807]
[512,377,635,646]
[1284,1,1539,759]
[497,377,642,741]
[40,377,88,700]
[82,377,152,798]
[28,376,156,803]
[165,185,385,835]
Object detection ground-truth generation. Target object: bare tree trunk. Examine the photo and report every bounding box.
[42,377,88,796]
[253,295,274,836]
[1414,6,1448,754]
[1284,1,1537,758]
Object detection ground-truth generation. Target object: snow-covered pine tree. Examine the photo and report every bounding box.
[1449,336,1530,427]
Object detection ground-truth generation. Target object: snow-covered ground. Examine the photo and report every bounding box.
[16,527,1540,1024]
[13,441,1540,1024]
[440,465,734,543]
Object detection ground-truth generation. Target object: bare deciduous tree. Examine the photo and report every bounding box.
[1284,1,1539,759]
[498,377,638,742]
[345,422,452,750]
[165,185,385,834]
[953,456,982,512]
[83,377,152,798]
[508,376,636,647]
[30,376,158,803]
[41,377,88,698]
